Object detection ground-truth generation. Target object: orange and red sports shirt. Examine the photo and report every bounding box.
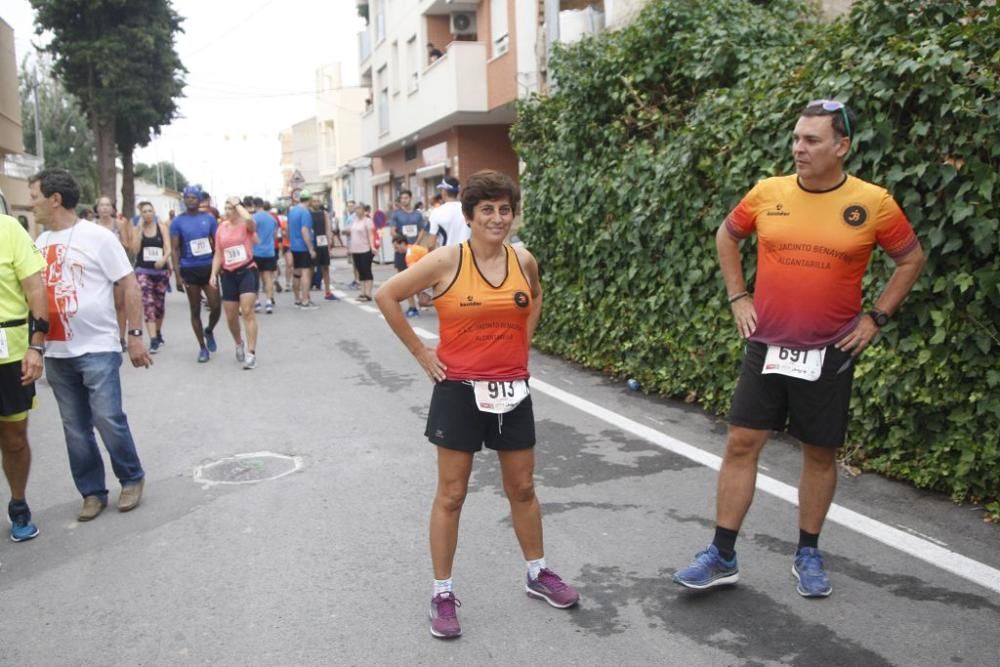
[725,174,919,348]
[434,242,533,381]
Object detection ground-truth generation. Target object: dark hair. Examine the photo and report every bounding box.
[253,197,264,208]
[392,233,407,245]
[461,170,520,220]
[200,191,211,201]
[801,102,856,140]
[242,196,254,207]
[431,194,443,205]
[138,201,154,210]
[262,200,271,210]
[29,169,81,209]
[399,189,412,198]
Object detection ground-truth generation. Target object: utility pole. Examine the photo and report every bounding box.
[32,64,45,163]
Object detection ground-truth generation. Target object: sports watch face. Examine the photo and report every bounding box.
[869,310,889,327]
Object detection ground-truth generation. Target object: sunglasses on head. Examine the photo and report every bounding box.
[808,99,852,139]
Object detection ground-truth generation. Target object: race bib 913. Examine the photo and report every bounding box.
[473,380,529,414]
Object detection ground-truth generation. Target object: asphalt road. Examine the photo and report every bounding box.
[1,255,997,666]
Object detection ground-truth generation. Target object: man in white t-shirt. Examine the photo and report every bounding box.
[29,169,151,522]
[426,177,469,248]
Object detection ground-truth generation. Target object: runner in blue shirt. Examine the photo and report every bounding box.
[251,196,278,314]
[287,191,316,309]
[171,185,221,362]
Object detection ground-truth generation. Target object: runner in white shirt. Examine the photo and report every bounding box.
[426,177,469,248]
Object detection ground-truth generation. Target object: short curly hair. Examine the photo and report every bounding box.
[28,168,82,210]
[460,170,520,220]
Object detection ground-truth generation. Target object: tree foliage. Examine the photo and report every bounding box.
[513,0,1000,518]
[30,0,186,210]
[18,57,99,206]
[135,161,188,192]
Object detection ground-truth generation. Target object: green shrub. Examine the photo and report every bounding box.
[512,0,1000,518]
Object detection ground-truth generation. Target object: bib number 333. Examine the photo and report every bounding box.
[762,345,826,382]
[473,380,529,414]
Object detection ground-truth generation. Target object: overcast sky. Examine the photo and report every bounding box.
[3,0,365,203]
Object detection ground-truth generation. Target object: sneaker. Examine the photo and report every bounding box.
[198,347,210,363]
[301,301,319,310]
[8,501,39,542]
[235,343,246,363]
[150,337,161,354]
[265,301,274,314]
[243,352,257,370]
[348,281,360,290]
[324,292,339,301]
[78,495,107,521]
[792,547,833,598]
[156,333,164,346]
[275,283,284,293]
[254,301,262,313]
[526,568,580,608]
[118,479,144,512]
[673,544,739,589]
[429,592,462,639]
[406,307,419,318]
[204,329,218,353]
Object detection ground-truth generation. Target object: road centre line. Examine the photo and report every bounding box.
[343,287,1000,594]
[529,378,1000,595]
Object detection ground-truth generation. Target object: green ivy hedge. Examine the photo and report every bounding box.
[512,0,1000,518]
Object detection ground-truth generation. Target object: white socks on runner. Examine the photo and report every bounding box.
[433,578,453,596]
[527,558,547,580]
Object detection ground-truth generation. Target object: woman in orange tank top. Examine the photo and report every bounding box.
[375,170,579,640]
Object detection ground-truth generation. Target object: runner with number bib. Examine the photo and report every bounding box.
[672,100,925,598]
[171,185,221,363]
[130,201,172,353]
[210,197,259,370]
[375,170,579,640]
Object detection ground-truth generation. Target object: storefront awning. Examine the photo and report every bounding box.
[415,161,448,179]
[371,171,391,186]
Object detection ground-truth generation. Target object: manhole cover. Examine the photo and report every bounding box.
[194,452,303,486]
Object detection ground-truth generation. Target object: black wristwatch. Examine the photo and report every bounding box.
[127,328,144,337]
[867,309,890,327]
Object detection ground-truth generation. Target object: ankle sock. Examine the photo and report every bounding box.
[713,526,739,561]
[798,529,820,551]
[526,557,547,580]
[433,578,453,596]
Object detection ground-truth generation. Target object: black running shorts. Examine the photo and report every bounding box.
[729,341,855,447]
[220,266,259,302]
[254,256,278,272]
[425,380,535,453]
[179,264,212,287]
[314,247,331,267]
[292,251,313,270]
[0,360,35,419]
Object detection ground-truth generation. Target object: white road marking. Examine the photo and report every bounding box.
[529,378,1000,595]
[349,299,1000,594]
[359,305,379,314]
[332,290,347,298]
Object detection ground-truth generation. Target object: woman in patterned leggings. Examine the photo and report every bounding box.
[129,202,172,353]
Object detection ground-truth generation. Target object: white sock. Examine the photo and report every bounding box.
[527,558,547,580]
[433,578,453,596]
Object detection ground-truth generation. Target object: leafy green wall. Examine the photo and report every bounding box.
[513,0,1000,517]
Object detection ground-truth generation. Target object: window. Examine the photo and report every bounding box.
[406,35,418,93]
[491,0,509,57]
[375,0,386,43]
[391,41,400,94]
[377,65,389,135]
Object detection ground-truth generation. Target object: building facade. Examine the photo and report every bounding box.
[0,19,35,229]
[356,0,532,212]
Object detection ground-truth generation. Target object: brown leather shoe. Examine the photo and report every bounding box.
[118,479,144,512]
[78,495,107,521]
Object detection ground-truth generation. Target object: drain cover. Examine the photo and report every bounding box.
[194,452,302,486]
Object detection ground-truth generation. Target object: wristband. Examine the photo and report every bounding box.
[728,291,749,304]
[127,329,144,337]
[28,344,45,355]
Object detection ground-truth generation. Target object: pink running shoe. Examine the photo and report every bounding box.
[526,569,580,608]
[429,592,462,639]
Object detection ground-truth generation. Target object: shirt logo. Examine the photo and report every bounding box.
[460,295,482,308]
[513,291,530,308]
[842,204,868,227]
[765,203,791,217]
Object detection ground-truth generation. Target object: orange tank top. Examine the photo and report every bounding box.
[434,242,533,381]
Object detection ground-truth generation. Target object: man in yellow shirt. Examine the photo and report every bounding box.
[0,212,50,542]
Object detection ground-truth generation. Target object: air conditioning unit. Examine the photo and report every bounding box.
[450,11,476,36]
